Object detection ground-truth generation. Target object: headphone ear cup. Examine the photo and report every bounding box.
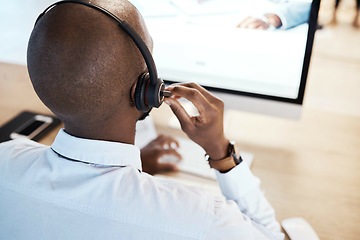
[134,73,151,112]
[147,77,165,108]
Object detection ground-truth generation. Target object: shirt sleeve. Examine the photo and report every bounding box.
[269,2,311,30]
[207,163,285,240]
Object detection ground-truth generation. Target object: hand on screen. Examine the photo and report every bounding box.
[140,134,181,175]
[165,83,229,160]
[237,14,282,30]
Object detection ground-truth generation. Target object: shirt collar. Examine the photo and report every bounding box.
[51,129,142,171]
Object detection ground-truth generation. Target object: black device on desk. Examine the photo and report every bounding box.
[0,111,61,143]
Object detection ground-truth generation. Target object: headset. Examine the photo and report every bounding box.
[34,0,171,112]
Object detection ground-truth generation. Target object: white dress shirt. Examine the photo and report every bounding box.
[0,129,284,240]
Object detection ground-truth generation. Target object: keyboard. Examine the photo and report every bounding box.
[162,137,254,180]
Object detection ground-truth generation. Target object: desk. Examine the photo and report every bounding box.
[1,27,360,239]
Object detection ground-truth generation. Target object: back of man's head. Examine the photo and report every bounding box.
[27,0,151,133]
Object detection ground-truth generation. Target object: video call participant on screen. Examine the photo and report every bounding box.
[0,0,284,239]
[237,0,311,30]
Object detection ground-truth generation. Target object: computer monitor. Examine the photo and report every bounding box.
[131,0,320,119]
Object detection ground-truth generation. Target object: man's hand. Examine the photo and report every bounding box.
[140,135,181,175]
[165,83,229,161]
[237,14,282,30]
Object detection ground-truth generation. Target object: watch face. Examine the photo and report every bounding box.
[234,154,243,165]
[228,141,236,155]
[229,141,242,165]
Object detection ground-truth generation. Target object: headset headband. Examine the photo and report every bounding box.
[35,0,158,85]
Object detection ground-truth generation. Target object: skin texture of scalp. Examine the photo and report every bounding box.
[27,0,153,144]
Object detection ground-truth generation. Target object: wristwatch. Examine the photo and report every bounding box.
[206,141,243,173]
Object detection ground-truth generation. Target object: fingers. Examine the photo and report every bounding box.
[164,97,194,132]
[146,134,182,160]
[154,134,180,149]
[167,82,216,104]
[156,146,182,161]
[140,135,182,175]
[166,82,223,114]
[164,82,226,154]
[237,17,269,30]
[146,134,180,149]
[152,148,182,173]
[167,84,209,115]
[165,83,224,126]
[237,16,253,28]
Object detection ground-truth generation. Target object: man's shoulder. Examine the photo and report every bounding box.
[0,138,46,166]
[0,138,44,148]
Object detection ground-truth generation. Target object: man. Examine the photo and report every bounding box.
[0,0,284,239]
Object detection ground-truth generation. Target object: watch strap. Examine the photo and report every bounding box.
[206,141,243,173]
[208,155,237,172]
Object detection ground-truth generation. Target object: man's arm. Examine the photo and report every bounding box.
[165,83,284,239]
[214,164,284,239]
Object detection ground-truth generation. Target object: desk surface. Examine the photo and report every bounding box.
[1,28,360,240]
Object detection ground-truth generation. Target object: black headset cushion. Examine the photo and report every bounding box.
[134,73,151,112]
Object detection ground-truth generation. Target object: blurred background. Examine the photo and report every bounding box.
[303,0,360,117]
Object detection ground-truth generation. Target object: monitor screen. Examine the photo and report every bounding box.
[131,0,320,119]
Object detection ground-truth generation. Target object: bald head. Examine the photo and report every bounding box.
[27,0,152,137]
